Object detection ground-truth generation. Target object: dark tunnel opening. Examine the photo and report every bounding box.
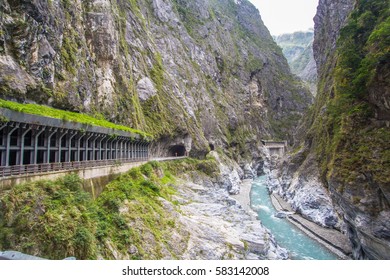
[169,145,186,157]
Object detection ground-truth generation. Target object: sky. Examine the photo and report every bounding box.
[248,0,319,35]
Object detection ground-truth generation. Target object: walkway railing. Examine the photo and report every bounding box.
[0,250,75,260]
[0,156,188,178]
[0,158,149,178]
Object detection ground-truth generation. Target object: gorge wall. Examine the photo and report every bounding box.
[0,0,311,158]
[278,0,389,259]
[0,0,311,260]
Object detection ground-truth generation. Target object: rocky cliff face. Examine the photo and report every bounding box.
[0,0,311,157]
[278,0,390,259]
[274,31,317,95]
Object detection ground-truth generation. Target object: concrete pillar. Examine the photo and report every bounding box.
[145,142,149,159]
[68,131,77,162]
[108,139,113,159]
[135,141,139,160]
[84,134,93,161]
[103,138,108,160]
[77,134,84,162]
[118,139,122,159]
[92,134,98,161]
[0,124,7,166]
[46,128,58,163]
[57,130,68,163]
[116,139,120,160]
[116,139,120,159]
[126,139,131,159]
[105,139,110,160]
[124,140,128,159]
[141,142,145,159]
[6,124,19,166]
[113,139,118,159]
[107,139,114,159]
[122,139,126,159]
[20,126,31,165]
[111,139,115,159]
[120,139,124,159]
[98,135,106,160]
[33,127,45,165]
[138,141,142,160]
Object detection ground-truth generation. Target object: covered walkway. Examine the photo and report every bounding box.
[0,108,150,177]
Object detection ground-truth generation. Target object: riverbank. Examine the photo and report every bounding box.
[231,179,255,215]
[234,176,352,260]
[271,192,352,259]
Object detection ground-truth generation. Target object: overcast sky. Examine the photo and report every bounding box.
[248,0,319,35]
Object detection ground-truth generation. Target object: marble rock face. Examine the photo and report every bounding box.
[0,0,311,154]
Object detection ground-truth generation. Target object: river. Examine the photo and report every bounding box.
[250,175,338,260]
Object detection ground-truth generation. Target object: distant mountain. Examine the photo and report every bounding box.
[275,31,317,95]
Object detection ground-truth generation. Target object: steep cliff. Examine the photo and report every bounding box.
[0,0,311,157]
[277,0,389,259]
[274,31,317,95]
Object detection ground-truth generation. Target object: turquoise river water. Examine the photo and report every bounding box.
[250,175,338,260]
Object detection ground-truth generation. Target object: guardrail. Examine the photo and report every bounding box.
[0,251,75,260]
[0,157,149,178]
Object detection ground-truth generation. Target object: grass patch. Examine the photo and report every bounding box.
[0,174,98,259]
[0,99,151,139]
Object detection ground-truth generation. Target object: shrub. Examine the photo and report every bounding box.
[62,173,83,191]
[140,163,154,177]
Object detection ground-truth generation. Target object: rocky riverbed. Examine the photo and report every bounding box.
[177,178,288,259]
[259,149,354,258]
[173,152,288,260]
[265,151,343,230]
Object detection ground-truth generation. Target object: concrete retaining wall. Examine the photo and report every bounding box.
[0,160,148,198]
[0,157,186,198]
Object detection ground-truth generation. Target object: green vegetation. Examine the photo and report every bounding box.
[128,0,141,17]
[60,31,78,75]
[0,157,219,259]
[0,99,151,139]
[246,54,264,74]
[150,53,164,93]
[162,155,219,178]
[311,0,390,189]
[225,123,253,160]
[59,1,80,76]
[0,174,98,259]
[335,0,389,100]
[95,162,180,259]
[172,0,204,40]
[141,52,178,137]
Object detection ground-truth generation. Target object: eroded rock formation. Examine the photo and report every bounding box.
[0,0,311,157]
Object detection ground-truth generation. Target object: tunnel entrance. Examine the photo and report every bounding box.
[169,145,186,157]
